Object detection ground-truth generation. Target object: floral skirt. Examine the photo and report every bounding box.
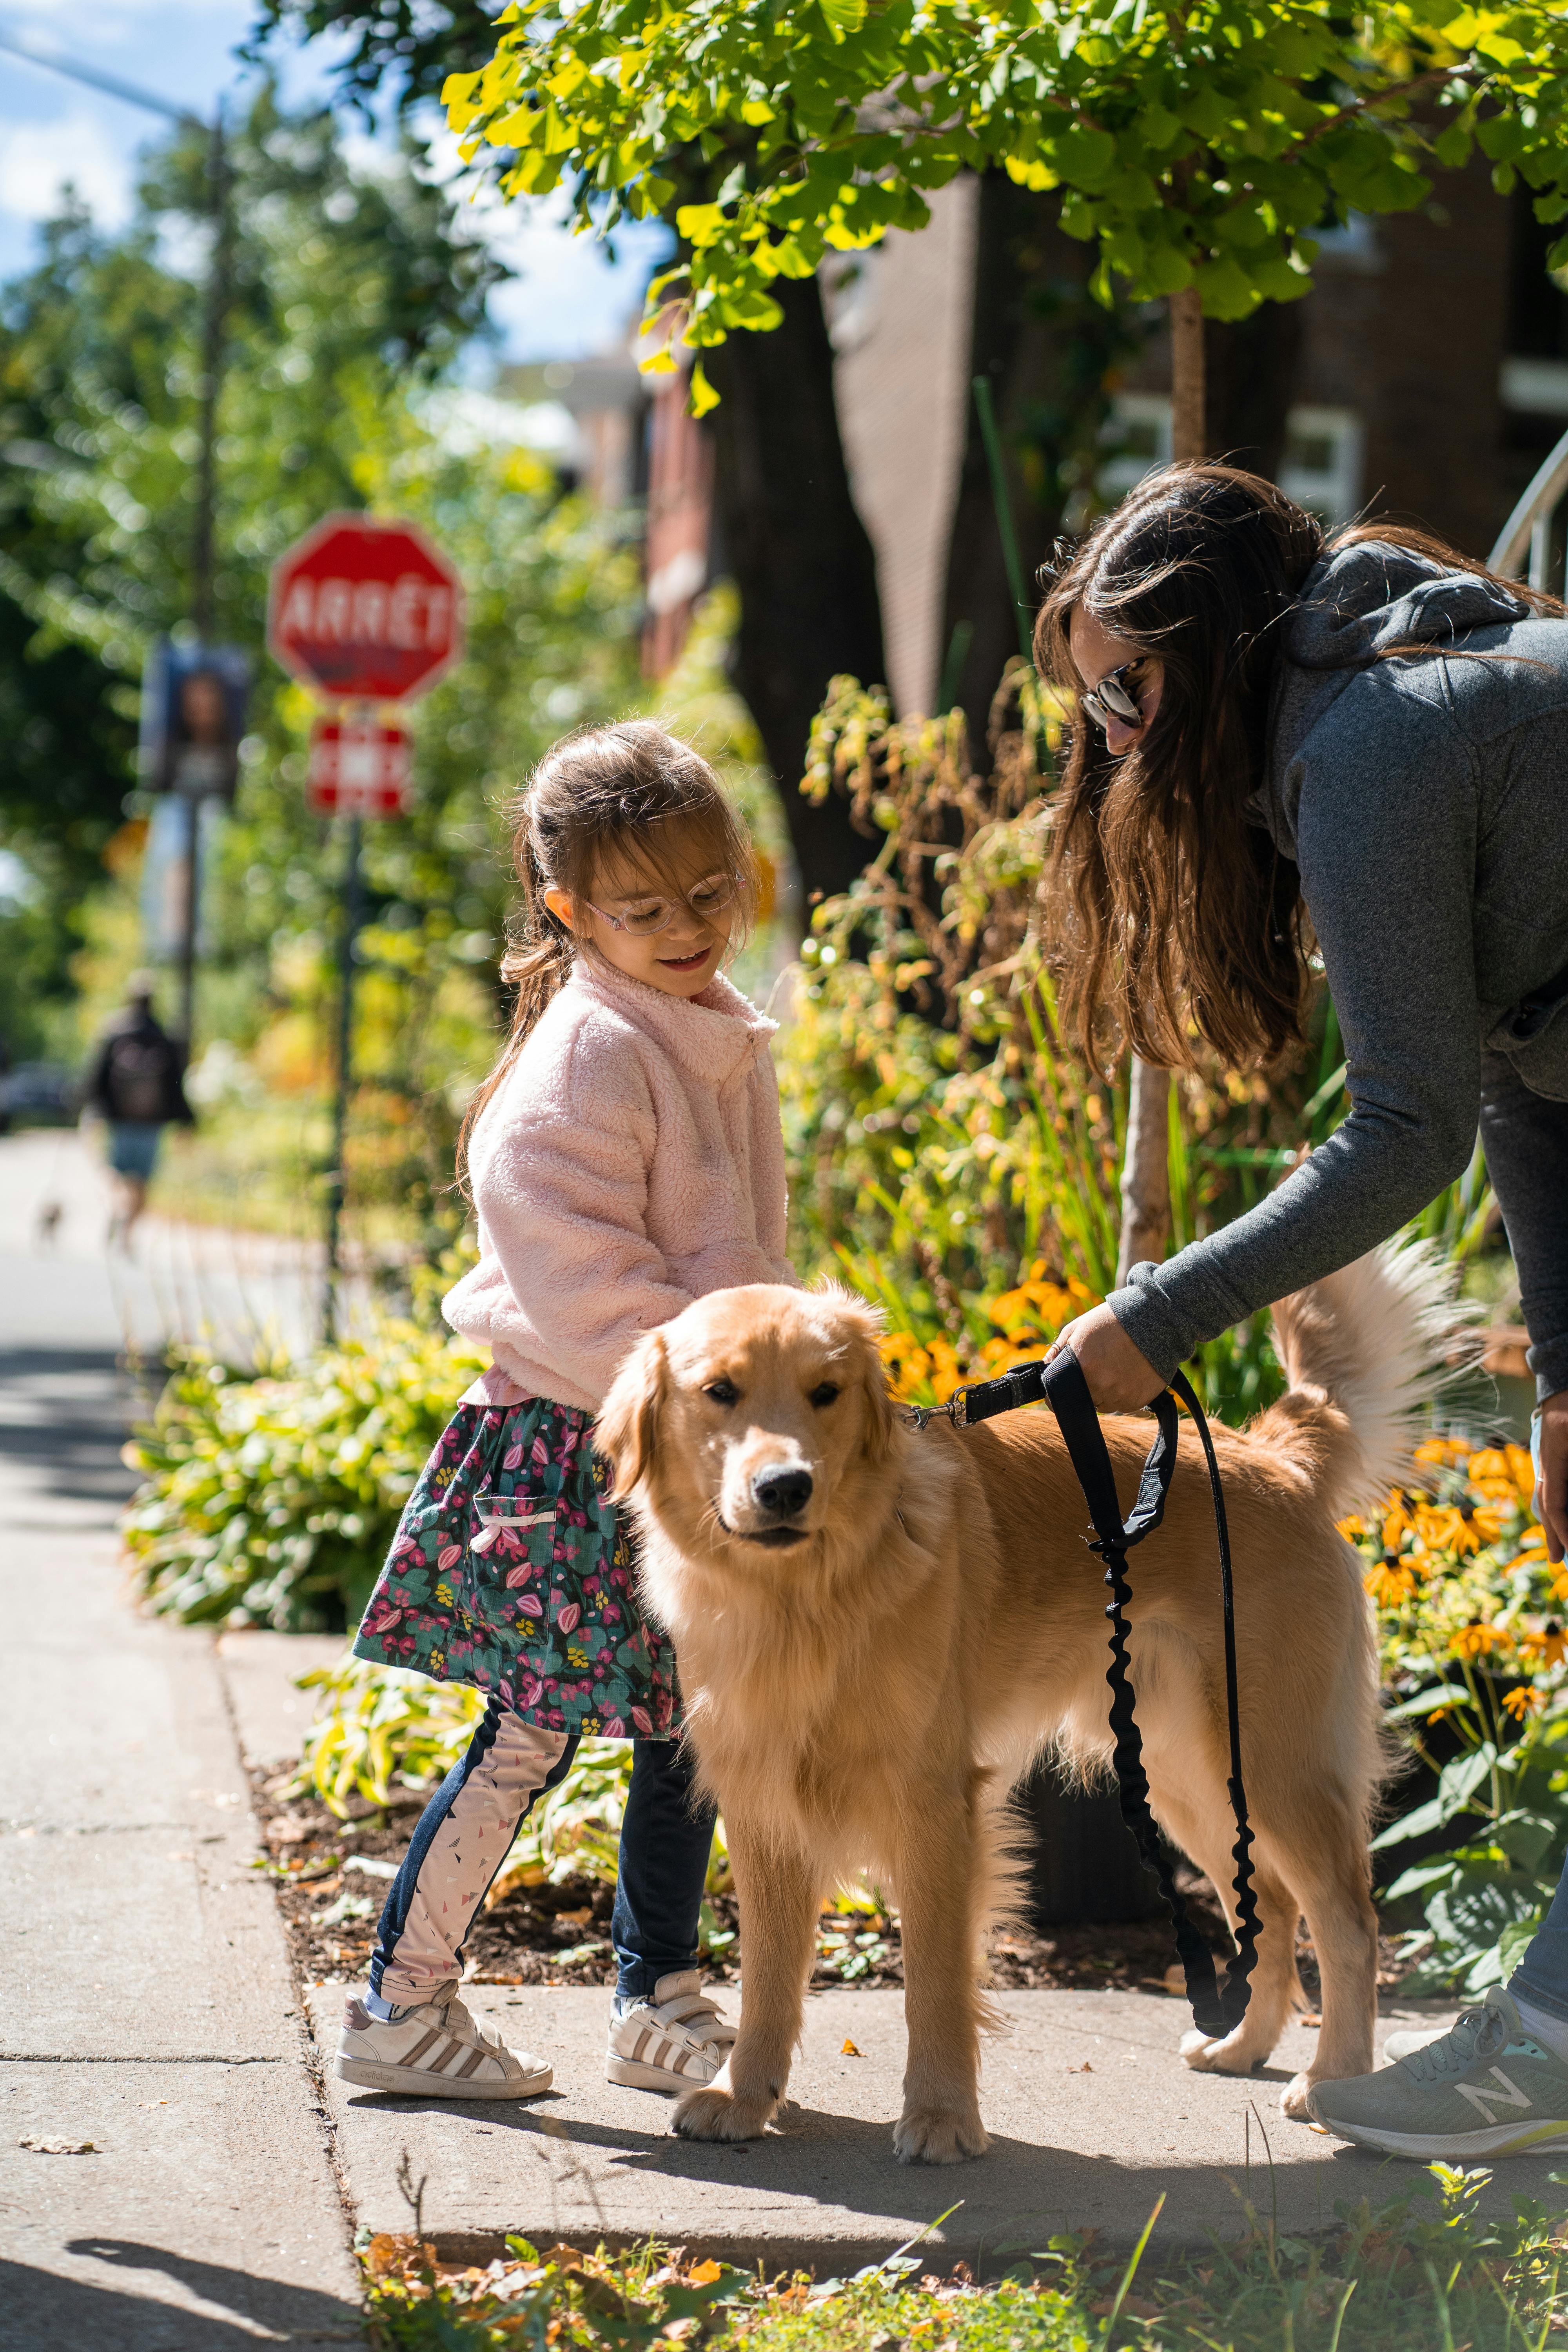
[352,1395,681,1737]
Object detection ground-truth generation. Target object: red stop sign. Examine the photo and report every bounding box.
[267,513,465,702]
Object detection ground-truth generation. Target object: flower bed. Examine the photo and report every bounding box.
[1344,1435,1563,1994]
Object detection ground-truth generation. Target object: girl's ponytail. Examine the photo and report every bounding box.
[457,719,758,1192]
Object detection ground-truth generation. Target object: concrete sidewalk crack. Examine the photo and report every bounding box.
[0,2051,289,2064]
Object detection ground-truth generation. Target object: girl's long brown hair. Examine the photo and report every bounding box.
[1035,463,1557,1074]
[458,719,759,1187]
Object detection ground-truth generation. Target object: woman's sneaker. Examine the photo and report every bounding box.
[1381,2020,1450,2063]
[336,1989,552,2099]
[1309,1987,1568,2158]
[606,1970,736,2092]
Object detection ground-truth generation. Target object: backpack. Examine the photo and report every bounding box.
[104,1029,180,1124]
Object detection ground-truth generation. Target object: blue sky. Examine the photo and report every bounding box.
[0,0,666,361]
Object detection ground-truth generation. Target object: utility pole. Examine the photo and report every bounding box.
[0,22,232,1060]
[178,103,233,1057]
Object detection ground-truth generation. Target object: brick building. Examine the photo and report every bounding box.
[574,170,1568,713]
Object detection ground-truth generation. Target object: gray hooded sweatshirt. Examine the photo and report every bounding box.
[1108,541,1568,1390]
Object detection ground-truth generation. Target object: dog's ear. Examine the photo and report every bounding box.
[595,1332,668,1497]
[858,1334,900,1467]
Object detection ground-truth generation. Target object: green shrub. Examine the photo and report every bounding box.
[122,1323,486,1631]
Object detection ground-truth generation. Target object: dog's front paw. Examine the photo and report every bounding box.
[1180,2026,1263,2078]
[893,2105,989,2165]
[1279,2070,1318,2122]
[672,2083,775,2143]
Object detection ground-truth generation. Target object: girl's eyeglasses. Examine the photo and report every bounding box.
[1080,660,1149,735]
[584,871,738,938]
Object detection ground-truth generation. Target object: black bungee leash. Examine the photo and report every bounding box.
[906,1350,1261,2039]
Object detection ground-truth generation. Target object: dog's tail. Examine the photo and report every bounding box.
[1257,1237,1480,1519]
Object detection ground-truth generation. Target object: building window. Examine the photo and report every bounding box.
[1099,395,1364,526]
[1098,394,1172,500]
[1278,407,1365,525]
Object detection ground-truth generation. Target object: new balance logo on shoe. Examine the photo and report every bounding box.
[1455,2067,1533,2123]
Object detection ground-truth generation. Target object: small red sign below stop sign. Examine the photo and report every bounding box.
[267,513,465,703]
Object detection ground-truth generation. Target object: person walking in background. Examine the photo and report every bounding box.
[82,974,192,1251]
[1038,463,1568,2161]
[338,719,793,2104]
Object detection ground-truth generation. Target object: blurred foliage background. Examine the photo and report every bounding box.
[0,89,783,1276]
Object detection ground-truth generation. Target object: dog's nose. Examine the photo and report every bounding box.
[751,1464,813,1517]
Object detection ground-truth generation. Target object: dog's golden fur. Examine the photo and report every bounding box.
[596,1243,1463,2164]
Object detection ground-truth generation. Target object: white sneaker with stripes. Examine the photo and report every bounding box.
[336,1989,553,2099]
[606,1970,736,2093]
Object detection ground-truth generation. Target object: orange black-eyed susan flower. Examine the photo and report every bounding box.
[1469,1446,1537,1505]
[1414,1504,1485,1557]
[1366,1555,1418,1607]
[1450,1621,1512,1659]
[1382,1500,1416,1551]
[1523,1619,1568,1666]
[1503,1684,1544,1720]
[1415,1436,1474,1471]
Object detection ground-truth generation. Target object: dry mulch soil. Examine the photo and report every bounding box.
[250,1773,1412,2002]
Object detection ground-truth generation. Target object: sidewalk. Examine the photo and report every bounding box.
[0,1129,371,1364]
[303,1978,1567,2272]
[0,1229,359,2346]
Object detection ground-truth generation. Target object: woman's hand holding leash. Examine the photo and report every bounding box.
[1053,1321,1568,1570]
[1047,1303,1165,1412]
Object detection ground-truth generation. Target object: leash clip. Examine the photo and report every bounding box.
[902,1387,972,1434]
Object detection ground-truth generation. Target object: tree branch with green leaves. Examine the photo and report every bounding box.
[443,0,1568,411]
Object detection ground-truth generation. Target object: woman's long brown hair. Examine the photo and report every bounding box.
[457,719,759,1189]
[1035,463,1558,1074]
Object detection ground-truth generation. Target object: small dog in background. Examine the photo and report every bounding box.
[34,1199,64,1252]
[596,1244,1467,2164]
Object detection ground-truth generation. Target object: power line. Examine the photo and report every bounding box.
[0,17,205,127]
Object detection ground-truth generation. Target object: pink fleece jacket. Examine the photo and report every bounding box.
[443,956,797,1414]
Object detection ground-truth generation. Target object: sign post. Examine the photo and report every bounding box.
[267,514,465,1339]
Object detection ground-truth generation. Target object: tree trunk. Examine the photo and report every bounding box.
[1169,283,1207,469]
[704,277,887,909]
[938,179,1138,723]
[1113,285,1206,1286]
[1115,1058,1174,1283]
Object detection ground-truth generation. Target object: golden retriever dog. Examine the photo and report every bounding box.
[596,1243,1463,2164]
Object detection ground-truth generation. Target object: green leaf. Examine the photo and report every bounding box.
[1192,250,1259,320]
[1138,103,1183,152]
[1383,1858,1461,1902]
[1051,122,1117,192]
[1497,1913,1544,1978]
[1372,1745,1496,1849]
[1491,1809,1559,1870]
[1385,1685,1471,1721]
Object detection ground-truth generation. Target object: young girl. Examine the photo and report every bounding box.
[336,720,795,2100]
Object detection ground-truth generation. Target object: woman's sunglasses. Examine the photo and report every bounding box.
[1080,659,1150,735]
[584,870,738,938]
